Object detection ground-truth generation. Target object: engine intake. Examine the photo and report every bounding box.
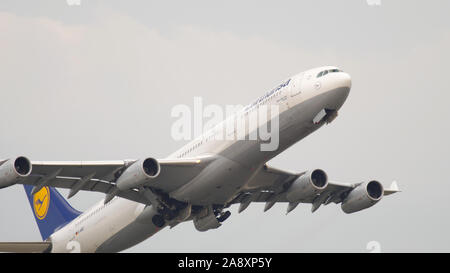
[286,169,328,202]
[367,180,383,200]
[341,180,383,214]
[116,157,160,190]
[0,156,32,188]
[142,158,160,177]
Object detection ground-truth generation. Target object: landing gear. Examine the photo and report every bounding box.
[212,205,231,223]
[152,214,165,228]
[217,211,231,223]
[157,202,190,222]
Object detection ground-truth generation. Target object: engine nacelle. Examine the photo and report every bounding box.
[0,156,32,189]
[286,169,328,202]
[341,180,383,214]
[116,157,160,190]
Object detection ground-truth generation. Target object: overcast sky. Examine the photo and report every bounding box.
[1,0,449,252]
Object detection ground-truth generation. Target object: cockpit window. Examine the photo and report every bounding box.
[316,68,343,78]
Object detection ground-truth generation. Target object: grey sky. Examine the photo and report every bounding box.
[0,0,449,252]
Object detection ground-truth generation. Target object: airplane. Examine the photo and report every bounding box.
[0,66,400,253]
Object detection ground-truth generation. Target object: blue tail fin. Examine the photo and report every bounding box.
[24,185,82,240]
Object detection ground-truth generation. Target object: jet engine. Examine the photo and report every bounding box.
[286,169,328,202]
[341,180,383,214]
[116,157,160,190]
[0,156,32,188]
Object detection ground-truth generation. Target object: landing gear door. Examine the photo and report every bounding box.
[290,73,303,97]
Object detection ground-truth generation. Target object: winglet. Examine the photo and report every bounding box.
[384,181,400,196]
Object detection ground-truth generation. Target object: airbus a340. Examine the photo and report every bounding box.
[0,66,399,252]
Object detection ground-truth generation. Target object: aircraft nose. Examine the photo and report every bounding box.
[338,72,352,90]
[321,71,352,111]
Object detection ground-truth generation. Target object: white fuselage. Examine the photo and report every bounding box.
[49,66,352,252]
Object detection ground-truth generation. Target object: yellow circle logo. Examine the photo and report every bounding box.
[33,187,50,220]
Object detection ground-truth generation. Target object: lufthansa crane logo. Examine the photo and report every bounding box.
[33,187,50,220]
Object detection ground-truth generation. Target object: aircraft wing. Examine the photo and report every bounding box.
[229,164,400,213]
[14,155,215,205]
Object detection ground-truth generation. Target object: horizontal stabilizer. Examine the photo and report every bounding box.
[0,242,52,253]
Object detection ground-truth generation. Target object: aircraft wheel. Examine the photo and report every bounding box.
[152,214,165,227]
[217,211,231,222]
